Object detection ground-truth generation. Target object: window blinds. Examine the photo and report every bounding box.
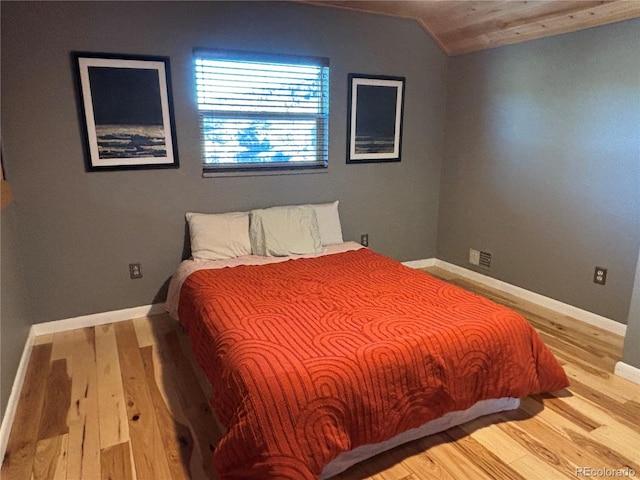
[195,50,329,172]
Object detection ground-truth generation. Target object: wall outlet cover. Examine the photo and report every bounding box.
[594,266,607,285]
[129,263,143,279]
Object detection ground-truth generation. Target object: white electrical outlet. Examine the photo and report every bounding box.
[469,248,480,266]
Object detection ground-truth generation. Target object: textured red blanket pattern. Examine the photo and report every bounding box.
[178,249,568,479]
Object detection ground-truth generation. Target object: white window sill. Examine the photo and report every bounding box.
[202,166,329,178]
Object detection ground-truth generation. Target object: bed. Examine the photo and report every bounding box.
[166,203,569,479]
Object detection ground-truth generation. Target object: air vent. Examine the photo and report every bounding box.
[469,248,492,269]
[479,251,492,268]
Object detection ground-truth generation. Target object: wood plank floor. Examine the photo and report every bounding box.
[2,267,639,479]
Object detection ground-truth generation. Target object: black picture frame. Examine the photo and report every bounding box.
[346,73,405,164]
[73,52,179,171]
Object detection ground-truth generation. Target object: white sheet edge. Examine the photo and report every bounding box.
[319,397,520,479]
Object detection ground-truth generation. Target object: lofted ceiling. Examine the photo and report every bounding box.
[302,0,640,55]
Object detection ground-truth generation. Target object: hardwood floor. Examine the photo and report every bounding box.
[2,267,639,479]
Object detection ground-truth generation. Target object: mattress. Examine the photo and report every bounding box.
[169,244,568,479]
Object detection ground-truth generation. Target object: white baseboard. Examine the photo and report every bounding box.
[0,331,35,464]
[614,361,640,385]
[30,303,165,336]
[0,302,165,462]
[404,258,627,337]
[402,258,436,269]
[408,258,634,383]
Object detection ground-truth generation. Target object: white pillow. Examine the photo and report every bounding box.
[250,205,322,257]
[307,201,344,246]
[186,211,252,261]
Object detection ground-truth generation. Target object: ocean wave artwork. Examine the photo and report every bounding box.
[96,124,166,159]
[354,135,395,154]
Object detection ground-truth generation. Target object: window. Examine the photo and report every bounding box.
[194,49,329,174]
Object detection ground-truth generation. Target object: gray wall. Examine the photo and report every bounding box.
[438,19,640,324]
[1,1,447,325]
[1,204,32,415]
[622,251,640,368]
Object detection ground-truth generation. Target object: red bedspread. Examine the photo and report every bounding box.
[178,248,568,479]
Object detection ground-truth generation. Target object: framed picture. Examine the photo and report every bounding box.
[73,52,179,171]
[347,74,405,164]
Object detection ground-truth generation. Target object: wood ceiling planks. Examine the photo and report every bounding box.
[303,0,640,55]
